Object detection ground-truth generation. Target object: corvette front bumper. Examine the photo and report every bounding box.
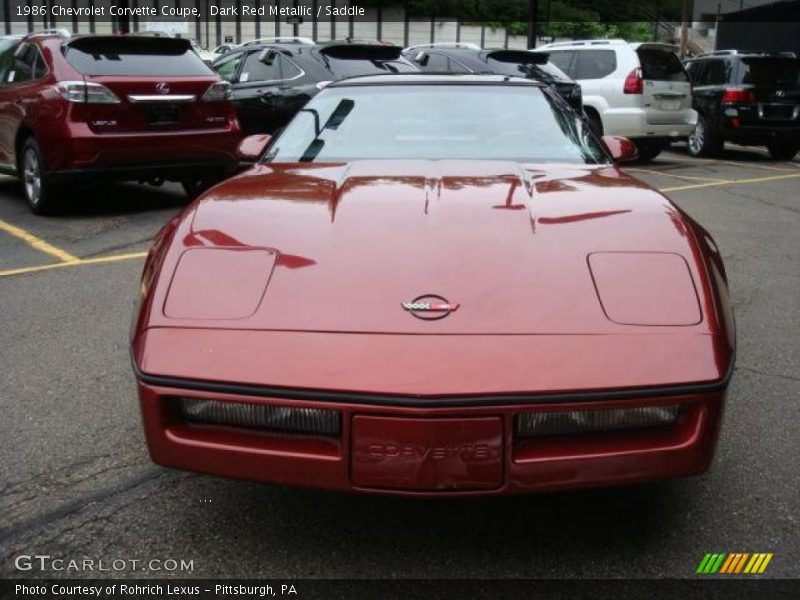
[135,378,726,496]
[133,327,730,495]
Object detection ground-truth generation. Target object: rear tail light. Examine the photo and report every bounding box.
[623,68,643,94]
[722,88,755,104]
[200,81,231,102]
[54,81,120,104]
[515,405,680,437]
[179,397,341,436]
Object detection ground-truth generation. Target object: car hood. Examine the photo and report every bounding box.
[152,160,710,336]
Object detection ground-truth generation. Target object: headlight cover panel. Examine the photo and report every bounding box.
[588,252,701,326]
[164,248,276,320]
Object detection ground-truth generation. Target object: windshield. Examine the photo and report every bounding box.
[265,85,607,164]
[0,38,18,54]
[738,57,800,87]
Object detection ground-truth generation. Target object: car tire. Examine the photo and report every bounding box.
[766,143,799,161]
[181,176,221,199]
[633,140,664,163]
[585,110,603,138]
[688,114,722,158]
[19,138,59,215]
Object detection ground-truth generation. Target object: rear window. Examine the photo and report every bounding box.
[637,48,688,82]
[319,45,417,78]
[64,37,212,77]
[738,57,800,87]
[547,51,574,76]
[325,57,417,78]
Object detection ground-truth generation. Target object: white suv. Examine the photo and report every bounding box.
[538,39,695,161]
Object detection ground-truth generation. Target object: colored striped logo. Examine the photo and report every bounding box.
[696,553,773,574]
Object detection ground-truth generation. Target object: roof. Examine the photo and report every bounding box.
[327,73,545,87]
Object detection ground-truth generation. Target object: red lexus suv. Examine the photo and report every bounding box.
[0,33,241,214]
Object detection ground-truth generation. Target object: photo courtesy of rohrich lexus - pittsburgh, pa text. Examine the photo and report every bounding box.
[0,0,799,598]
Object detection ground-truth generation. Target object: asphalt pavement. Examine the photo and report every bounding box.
[0,145,798,579]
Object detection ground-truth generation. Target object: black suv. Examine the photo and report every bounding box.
[401,45,582,112]
[684,51,800,159]
[212,41,418,134]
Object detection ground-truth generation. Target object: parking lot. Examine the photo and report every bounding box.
[1,145,798,579]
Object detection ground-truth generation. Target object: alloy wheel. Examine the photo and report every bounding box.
[689,120,705,155]
[23,148,42,207]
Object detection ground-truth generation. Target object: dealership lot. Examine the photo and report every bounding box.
[1,146,798,578]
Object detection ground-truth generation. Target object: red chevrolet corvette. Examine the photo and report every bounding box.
[131,75,734,496]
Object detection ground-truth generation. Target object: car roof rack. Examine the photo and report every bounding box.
[405,42,482,52]
[696,49,738,57]
[538,39,626,48]
[27,28,71,39]
[241,36,314,46]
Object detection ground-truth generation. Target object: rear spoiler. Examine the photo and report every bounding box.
[66,35,191,55]
[634,43,680,53]
[319,44,403,61]
[484,50,550,65]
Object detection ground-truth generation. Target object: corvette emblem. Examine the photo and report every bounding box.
[402,294,460,320]
[775,90,785,98]
[155,82,170,95]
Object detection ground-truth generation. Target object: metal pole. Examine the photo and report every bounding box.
[680,0,690,58]
[527,0,539,49]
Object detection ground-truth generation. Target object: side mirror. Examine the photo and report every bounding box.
[237,134,272,161]
[602,135,638,163]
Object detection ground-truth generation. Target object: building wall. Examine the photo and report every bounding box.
[692,0,778,23]
[717,20,800,54]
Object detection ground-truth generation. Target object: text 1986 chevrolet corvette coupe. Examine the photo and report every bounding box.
[131,75,734,496]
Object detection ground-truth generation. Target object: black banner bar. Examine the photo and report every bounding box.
[1,579,799,600]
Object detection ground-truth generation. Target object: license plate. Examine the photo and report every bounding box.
[763,105,794,120]
[351,416,502,491]
[144,103,181,126]
[660,99,681,111]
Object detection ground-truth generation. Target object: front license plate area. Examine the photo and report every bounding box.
[144,103,182,126]
[351,416,503,491]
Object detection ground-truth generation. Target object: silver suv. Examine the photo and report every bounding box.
[538,39,695,161]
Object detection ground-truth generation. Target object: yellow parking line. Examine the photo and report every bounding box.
[664,155,798,172]
[0,219,79,263]
[0,251,147,278]
[660,172,800,192]
[626,167,729,183]
[715,160,797,172]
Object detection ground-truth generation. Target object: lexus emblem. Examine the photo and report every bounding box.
[155,82,170,95]
[402,294,460,320]
[776,90,786,98]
